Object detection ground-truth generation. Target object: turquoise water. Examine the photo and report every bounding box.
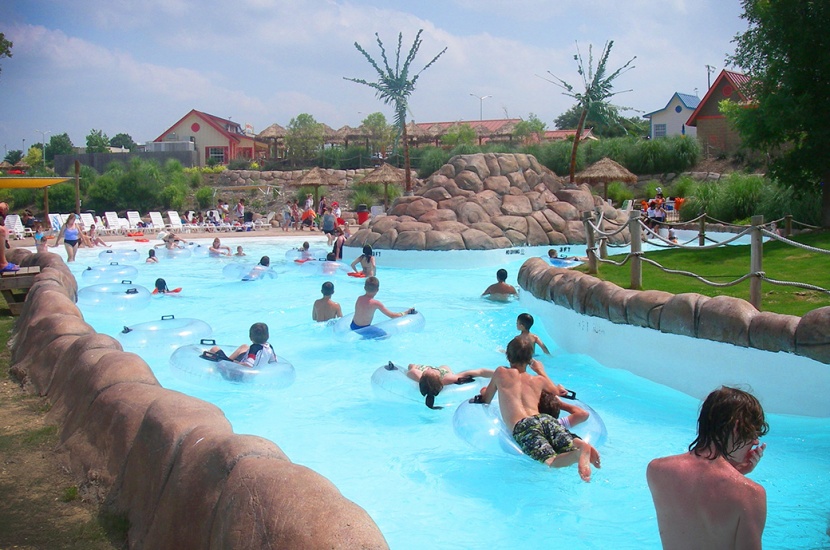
[67,238,830,549]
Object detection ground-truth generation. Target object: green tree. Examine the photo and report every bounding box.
[85,129,110,153]
[109,132,137,151]
[46,133,74,162]
[346,30,446,193]
[513,113,547,144]
[441,123,476,148]
[361,112,394,156]
[555,104,646,138]
[24,146,42,168]
[0,32,11,78]
[725,0,830,226]
[285,113,324,165]
[544,41,636,182]
[4,150,23,164]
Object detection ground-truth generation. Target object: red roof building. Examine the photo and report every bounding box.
[686,70,752,156]
[154,109,267,166]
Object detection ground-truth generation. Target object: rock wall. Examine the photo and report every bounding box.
[6,248,388,550]
[219,167,376,188]
[346,153,631,251]
[517,256,830,364]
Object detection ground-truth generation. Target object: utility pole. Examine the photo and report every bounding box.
[35,129,50,164]
[705,65,716,89]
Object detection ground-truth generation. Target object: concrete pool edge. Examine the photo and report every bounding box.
[5,248,389,549]
[517,257,830,417]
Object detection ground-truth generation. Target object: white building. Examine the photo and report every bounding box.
[643,92,700,139]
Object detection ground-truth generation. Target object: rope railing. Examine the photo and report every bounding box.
[582,211,827,310]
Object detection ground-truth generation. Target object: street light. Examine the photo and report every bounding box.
[470,94,492,121]
[35,129,50,164]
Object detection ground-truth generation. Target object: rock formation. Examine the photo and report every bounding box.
[345,153,632,251]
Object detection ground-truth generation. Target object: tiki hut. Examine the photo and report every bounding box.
[575,157,638,201]
[358,163,407,209]
[290,167,343,206]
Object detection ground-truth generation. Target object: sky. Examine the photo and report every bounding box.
[0,0,748,155]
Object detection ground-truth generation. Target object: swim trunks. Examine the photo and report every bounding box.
[349,320,387,339]
[512,414,576,463]
[411,364,450,380]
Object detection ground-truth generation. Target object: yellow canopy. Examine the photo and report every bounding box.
[0,177,72,189]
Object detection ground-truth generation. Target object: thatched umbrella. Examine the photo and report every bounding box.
[0,161,12,171]
[359,162,407,209]
[291,167,343,207]
[575,157,637,201]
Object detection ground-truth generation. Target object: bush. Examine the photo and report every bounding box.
[195,187,214,210]
[159,183,187,211]
[668,175,697,198]
[413,146,449,178]
[349,188,375,209]
[606,182,634,207]
[226,158,251,170]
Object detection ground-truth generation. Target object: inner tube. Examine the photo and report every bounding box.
[169,339,295,389]
[299,260,352,277]
[161,247,192,259]
[285,248,328,262]
[332,310,425,341]
[548,257,584,268]
[98,249,141,262]
[80,262,139,284]
[347,272,367,278]
[452,397,607,457]
[77,280,152,313]
[152,287,182,294]
[187,243,209,257]
[370,362,483,408]
[118,315,212,351]
[222,263,277,281]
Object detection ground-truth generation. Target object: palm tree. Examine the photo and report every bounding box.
[345,30,446,194]
[544,41,636,183]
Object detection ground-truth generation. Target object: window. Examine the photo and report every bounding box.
[207,147,227,164]
[654,124,667,138]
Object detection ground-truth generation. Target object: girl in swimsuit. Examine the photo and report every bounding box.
[51,213,80,262]
[405,364,494,409]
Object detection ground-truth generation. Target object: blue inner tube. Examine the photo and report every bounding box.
[77,281,151,312]
[118,315,213,350]
[98,249,141,262]
[81,262,139,284]
[332,310,425,341]
[453,397,607,457]
[370,362,484,409]
[169,341,295,389]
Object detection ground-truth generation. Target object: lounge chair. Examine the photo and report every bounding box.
[127,211,155,234]
[3,214,29,240]
[166,211,189,233]
[148,212,169,233]
[104,212,127,235]
[49,213,64,232]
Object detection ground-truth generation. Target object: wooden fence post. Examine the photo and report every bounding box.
[750,215,764,310]
[785,214,792,237]
[582,212,598,274]
[698,216,706,246]
[629,211,642,290]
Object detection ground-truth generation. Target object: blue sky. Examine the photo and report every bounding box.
[0,0,746,154]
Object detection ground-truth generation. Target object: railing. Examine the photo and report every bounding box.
[582,211,828,310]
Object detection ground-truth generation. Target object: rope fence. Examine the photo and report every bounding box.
[582,210,829,310]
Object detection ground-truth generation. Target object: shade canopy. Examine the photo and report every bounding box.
[290,166,342,188]
[0,177,72,189]
[359,162,406,185]
[0,161,13,170]
[575,157,637,185]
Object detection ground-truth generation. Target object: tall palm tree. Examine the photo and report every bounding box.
[545,41,636,183]
[345,30,446,194]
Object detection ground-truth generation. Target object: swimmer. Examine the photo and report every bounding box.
[154,278,176,294]
[648,387,768,549]
[351,276,415,338]
[668,228,678,243]
[244,256,271,280]
[350,244,376,277]
[548,249,589,262]
[209,237,231,257]
[481,268,517,302]
[234,245,246,257]
[202,322,278,379]
[146,249,159,263]
[312,281,343,322]
[403,363,494,409]
[298,241,312,260]
[479,337,600,481]
[516,313,550,355]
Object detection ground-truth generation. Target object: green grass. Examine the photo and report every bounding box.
[590,230,830,316]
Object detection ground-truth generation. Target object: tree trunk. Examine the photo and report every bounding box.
[823,169,830,227]
[568,109,589,183]
[403,121,412,195]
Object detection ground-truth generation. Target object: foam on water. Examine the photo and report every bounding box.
[66,237,830,549]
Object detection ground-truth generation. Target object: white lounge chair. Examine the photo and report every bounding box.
[126,211,155,233]
[148,212,169,233]
[49,213,63,232]
[166,211,188,233]
[4,214,29,239]
[79,212,95,230]
[104,212,127,235]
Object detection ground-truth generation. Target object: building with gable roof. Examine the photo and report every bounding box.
[153,109,267,167]
[686,70,751,156]
[643,92,700,139]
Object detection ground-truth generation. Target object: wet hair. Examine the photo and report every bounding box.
[548,249,558,258]
[249,322,269,344]
[326,252,336,261]
[148,249,156,258]
[362,245,373,259]
[506,336,534,367]
[496,268,508,282]
[689,386,769,459]
[302,242,310,250]
[419,369,444,409]
[538,390,561,418]
[154,278,168,293]
[321,281,334,296]
[517,313,534,331]
[259,256,270,267]
[364,276,379,292]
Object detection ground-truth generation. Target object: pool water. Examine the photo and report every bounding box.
[67,237,830,549]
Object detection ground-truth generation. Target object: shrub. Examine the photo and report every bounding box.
[413,146,449,178]
[349,188,375,209]
[195,187,214,210]
[606,182,635,206]
[668,175,697,198]
[159,183,187,211]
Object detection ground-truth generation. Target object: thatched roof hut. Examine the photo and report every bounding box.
[575,157,637,200]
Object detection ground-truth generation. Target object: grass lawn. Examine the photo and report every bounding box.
[587,229,830,317]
